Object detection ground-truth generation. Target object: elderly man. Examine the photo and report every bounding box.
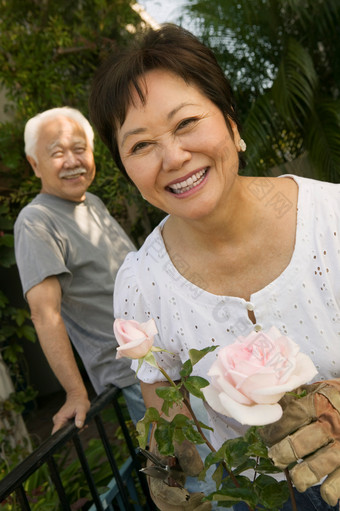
[14,107,145,433]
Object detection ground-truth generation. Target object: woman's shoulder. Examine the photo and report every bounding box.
[115,221,167,287]
[279,174,340,195]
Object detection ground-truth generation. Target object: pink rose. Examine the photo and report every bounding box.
[203,327,318,425]
[114,318,158,359]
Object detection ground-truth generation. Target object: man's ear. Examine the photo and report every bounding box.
[27,156,40,178]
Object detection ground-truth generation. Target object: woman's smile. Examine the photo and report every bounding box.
[166,167,209,196]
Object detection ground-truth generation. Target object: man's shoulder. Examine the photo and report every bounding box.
[85,191,106,208]
[15,195,48,226]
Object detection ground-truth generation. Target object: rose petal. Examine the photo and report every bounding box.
[141,319,158,338]
[114,319,146,344]
[239,372,284,404]
[116,337,153,359]
[202,385,230,416]
[208,362,253,405]
[218,391,283,426]
[228,363,275,388]
[249,353,318,399]
[289,352,318,386]
[203,385,283,425]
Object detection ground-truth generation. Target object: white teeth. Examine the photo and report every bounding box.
[169,169,207,194]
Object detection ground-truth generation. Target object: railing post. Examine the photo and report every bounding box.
[46,456,72,510]
[72,432,104,511]
[15,485,31,511]
[94,414,135,511]
[112,394,157,510]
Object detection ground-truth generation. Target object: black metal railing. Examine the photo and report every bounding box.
[0,386,157,510]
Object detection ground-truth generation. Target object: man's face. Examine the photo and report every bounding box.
[28,116,96,202]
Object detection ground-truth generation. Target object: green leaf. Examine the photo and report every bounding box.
[179,359,193,378]
[155,421,175,456]
[254,457,283,474]
[188,346,219,366]
[11,308,29,326]
[211,462,224,489]
[220,438,250,469]
[156,386,183,405]
[136,357,144,376]
[135,406,161,445]
[254,475,290,509]
[183,375,209,399]
[232,458,256,476]
[211,476,256,507]
[143,351,159,369]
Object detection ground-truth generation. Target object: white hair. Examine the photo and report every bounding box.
[24,106,94,160]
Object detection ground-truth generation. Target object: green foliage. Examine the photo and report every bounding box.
[0,204,38,480]
[136,347,291,511]
[185,0,340,181]
[0,0,163,237]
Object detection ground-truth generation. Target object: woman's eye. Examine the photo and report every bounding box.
[131,141,149,154]
[177,117,198,130]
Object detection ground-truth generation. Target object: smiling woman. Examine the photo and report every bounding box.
[116,68,241,219]
[89,24,340,511]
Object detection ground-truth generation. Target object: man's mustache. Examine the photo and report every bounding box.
[59,168,87,178]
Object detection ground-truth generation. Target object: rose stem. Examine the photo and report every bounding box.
[157,364,255,511]
[181,391,255,511]
[284,468,298,511]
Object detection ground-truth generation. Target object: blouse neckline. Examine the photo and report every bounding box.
[155,175,303,305]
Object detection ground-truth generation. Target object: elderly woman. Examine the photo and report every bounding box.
[89,24,340,511]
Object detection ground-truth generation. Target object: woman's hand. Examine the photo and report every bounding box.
[260,379,340,506]
[147,429,211,511]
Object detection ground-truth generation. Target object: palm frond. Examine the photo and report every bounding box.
[272,38,318,127]
[304,98,340,182]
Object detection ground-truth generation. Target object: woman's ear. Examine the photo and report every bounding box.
[227,117,242,149]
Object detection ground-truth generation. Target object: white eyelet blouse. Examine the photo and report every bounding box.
[114,175,340,448]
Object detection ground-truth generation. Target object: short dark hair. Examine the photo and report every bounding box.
[89,23,242,177]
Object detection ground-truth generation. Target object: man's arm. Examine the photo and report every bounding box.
[27,276,90,434]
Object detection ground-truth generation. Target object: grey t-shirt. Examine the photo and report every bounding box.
[14,192,136,392]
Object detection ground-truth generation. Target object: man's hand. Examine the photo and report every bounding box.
[147,436,211,511]
[260,379,340,506]
[52,392,91,434]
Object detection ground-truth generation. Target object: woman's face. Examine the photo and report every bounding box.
[117,69,241,221]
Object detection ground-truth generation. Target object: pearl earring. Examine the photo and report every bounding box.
[239,139,247,152]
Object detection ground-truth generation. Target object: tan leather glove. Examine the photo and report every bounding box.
[147,431,211,511]
[260,379,340,506]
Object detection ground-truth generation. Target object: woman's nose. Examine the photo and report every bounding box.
[161,138,191,172]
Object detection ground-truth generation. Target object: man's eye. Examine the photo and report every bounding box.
[177,117,199,130]
[74,147,85,153]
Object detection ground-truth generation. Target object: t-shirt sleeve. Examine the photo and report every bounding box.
[114,252,183,384]
[14,210,72,297]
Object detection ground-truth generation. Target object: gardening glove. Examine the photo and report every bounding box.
[260,379,340,506]
[145,432,211,511]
